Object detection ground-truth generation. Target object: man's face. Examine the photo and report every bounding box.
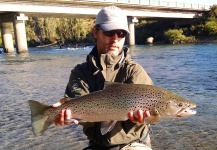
[93,27,127,56]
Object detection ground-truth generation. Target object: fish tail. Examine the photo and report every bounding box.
[28,100,53,136]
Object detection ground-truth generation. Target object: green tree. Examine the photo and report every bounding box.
[26,17,39,46]
[190,5,217,37]
[204,18,217,36]
[44,18,59,43]
[25,17,94,46]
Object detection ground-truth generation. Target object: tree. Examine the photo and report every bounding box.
[209,5,217,18]
[25,17,94,46]
[190,5,217,37]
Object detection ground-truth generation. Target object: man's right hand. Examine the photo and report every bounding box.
[52,98,79,126]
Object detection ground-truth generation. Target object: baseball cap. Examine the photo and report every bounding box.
[95,6,129,33]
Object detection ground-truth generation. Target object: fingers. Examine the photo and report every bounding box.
[137,109,144,123]
[64,109,72,125]
[128,111,140,123]
[128,111,135,123]
[52,98,76,126]
[128,110,151,123]
[144,110,151,118]
[59,109,65,126]
[54,108,79,126]
[54,109,68,126]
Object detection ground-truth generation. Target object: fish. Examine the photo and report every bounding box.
[28,82,196,136]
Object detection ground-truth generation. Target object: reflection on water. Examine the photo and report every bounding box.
[0,44,217,150]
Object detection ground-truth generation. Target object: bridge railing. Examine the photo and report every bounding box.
[75,0,210,10]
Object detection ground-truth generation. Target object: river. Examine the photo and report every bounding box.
[0,43,217,150]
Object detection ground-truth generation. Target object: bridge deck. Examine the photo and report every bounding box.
[0,0,211,19]
[0,0,210,11]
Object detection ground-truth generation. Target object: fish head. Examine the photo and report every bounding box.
[155,93,196,119]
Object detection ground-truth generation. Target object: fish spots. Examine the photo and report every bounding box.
[53,83,196,122]
[178,103,183,107]
[45,107,57,116]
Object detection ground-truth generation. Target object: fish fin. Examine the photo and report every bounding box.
[28,100,53,136]
[100,121,117,135]
[143,108,161,124]
[144,115,160,124]
[131,109,159,124]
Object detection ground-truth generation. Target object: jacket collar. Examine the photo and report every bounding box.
[87,45,129,69]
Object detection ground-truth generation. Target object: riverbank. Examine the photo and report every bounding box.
[37,36,217,48]
[150,36,217,45]
[196,36,217,43]
[1,36,216,50]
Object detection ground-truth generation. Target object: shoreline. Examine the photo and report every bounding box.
[195,36,217,43]
[1,37,216,50]
[150,36,217,45]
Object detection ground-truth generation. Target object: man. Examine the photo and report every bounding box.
[53,6,154,150]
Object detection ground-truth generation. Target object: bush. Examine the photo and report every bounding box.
[164,29,195,44]
[164,29,185,44]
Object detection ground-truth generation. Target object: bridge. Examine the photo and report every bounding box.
[0,0,211,53]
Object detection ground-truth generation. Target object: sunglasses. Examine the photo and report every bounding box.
[95,25,128,38]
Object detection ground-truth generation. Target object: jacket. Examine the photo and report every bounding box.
[64,46,153,148]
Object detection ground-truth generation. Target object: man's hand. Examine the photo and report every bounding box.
[52,98,79,126]
[128,110,150,123]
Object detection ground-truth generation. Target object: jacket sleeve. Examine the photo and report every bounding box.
[64,65,90,98]
[64,64,96,128]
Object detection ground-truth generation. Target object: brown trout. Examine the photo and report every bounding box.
[28,82,196,136]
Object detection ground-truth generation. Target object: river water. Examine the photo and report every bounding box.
[0,43,217,150]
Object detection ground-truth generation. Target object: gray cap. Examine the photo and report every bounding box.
[95,6,129,33]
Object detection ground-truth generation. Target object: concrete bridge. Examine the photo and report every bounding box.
[0,0,211,53]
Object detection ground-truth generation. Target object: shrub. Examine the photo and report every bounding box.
[164,29,185,44]
[164,29,195,44]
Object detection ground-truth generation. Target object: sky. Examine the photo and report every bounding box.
[167,0,216,6]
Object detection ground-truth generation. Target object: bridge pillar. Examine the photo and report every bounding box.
[128,17,138,46]
[0,16,14,53]
[13,13,28,53]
